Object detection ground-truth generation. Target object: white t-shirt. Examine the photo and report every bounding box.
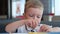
[17,24,43,33]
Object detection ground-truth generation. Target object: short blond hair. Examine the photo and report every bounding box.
[25,0,44,13]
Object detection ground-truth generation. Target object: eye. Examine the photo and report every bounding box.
[29,14,33,17]
[37,16,40,18]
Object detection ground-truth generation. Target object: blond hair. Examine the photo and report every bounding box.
[25,0,44,13]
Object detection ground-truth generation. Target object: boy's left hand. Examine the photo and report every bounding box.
[38,24,60,32]
[38,24,52,32]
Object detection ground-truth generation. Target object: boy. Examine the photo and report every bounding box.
[5,0,60,33]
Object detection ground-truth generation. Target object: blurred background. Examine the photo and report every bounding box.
[0,0,60,33]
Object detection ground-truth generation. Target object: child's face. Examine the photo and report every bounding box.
[24,8,43,25]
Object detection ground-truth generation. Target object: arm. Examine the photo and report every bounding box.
[5,20,25,33]
[50,27,60,32]
[5,19,39,33]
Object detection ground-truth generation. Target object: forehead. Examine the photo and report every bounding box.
[26,8,43,15]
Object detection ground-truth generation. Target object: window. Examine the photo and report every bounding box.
[53,0,60,16]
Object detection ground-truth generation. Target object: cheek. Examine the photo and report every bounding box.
[37,18,41,23]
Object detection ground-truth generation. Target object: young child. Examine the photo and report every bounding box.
[5,0,60,33]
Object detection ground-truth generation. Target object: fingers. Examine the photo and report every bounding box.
[46,28,52,32]
[40,24,52,32]
[32,20,38,29]
[25,19,38,29]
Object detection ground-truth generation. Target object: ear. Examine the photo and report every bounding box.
[23,13,26,19]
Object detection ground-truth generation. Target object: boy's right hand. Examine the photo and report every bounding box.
[24,19,38,29]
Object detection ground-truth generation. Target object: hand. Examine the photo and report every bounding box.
[24,19,39,29]
[38,24,52,32]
